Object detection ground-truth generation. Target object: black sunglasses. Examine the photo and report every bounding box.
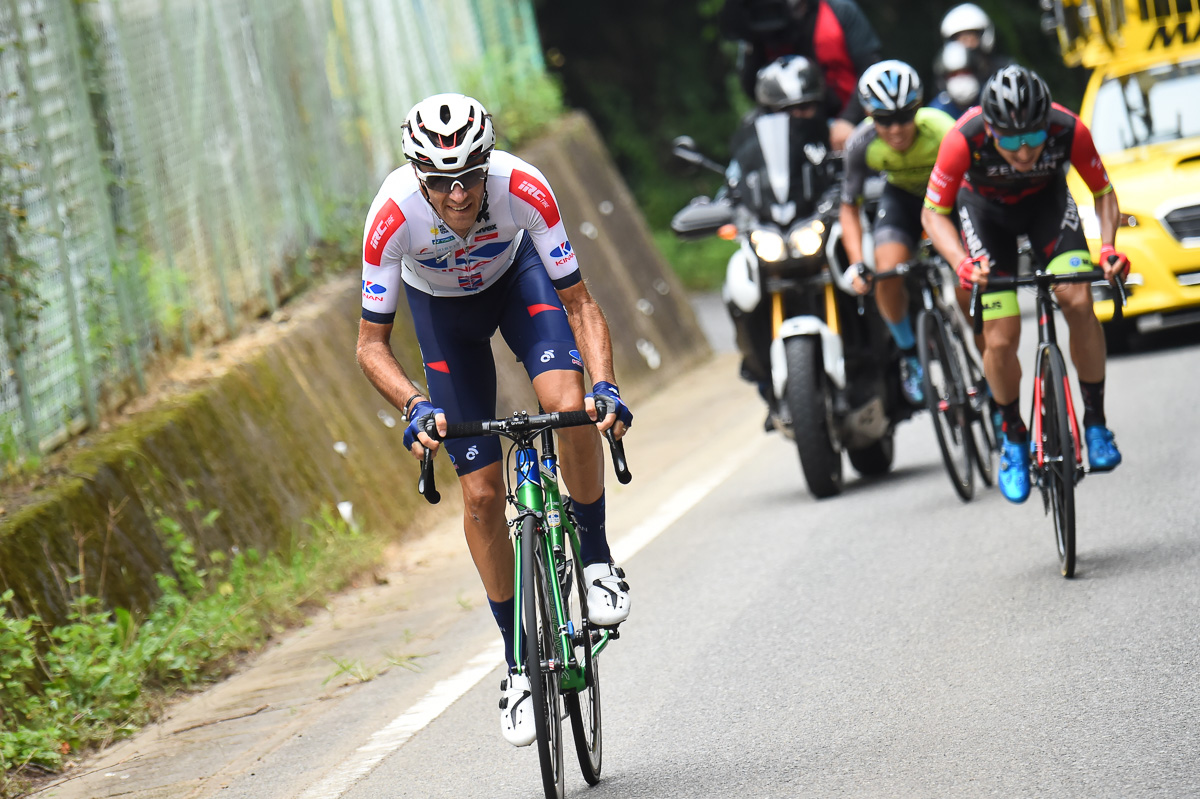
[416,160,490,193]
[872,109,917,128]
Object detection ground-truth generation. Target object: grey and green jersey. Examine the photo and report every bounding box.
[840,107,956,205]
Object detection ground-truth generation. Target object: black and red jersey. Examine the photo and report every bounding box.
[923,103,1113,214]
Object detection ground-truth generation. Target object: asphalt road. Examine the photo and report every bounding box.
[40,308,1200,799]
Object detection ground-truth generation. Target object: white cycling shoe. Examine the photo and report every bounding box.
[499,672,536,747]
[584,562,631,627]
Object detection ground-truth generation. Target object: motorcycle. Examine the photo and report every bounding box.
[670,113,911,498]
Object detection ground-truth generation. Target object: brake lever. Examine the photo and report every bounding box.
[593,396,632,485]
[1110,273,1127,322]
[417,414,441,505]
[970,284,983,336]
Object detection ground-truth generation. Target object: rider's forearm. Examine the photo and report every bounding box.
[356,336,424,411]
[839,203,864,264]
[565,296,616,387]
[1094,190,1121,248]
[922,207,967,265]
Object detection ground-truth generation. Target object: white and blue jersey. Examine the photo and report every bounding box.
[359,151,585,476]
[360,150,581,315]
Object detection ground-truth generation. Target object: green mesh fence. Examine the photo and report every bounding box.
[0,0,546,462]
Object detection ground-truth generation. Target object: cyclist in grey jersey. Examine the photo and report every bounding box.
[839,61,956,405]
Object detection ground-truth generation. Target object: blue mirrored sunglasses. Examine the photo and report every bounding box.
[995,129,1048,151]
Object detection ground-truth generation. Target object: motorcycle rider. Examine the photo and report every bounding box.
[928,40,981,120]
[838,61,956,406]
[717,0,882,150]
[938,4,1014,91]
[725,55,833,428]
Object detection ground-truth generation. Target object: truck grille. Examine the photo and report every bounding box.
[1162,205,1200,243]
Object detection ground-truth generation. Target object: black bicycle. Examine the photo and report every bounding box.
[873,250,998,501]
[971,269,1125,577]
[416,403,630,798]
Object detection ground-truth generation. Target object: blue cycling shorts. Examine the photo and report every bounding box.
[404,234,583,476]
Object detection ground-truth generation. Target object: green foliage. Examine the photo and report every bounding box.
[653,229,737,293]
[0,505,380,790]
[459,48,565,150]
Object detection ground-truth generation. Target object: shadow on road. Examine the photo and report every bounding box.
[1110,320,1200,359]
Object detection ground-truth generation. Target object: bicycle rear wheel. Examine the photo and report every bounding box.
[521,517,564,799]
[918,309,975,501]
[1036,346,1077,578]
[562,522,602,784]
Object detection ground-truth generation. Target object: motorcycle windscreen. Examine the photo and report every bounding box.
[753,112,794,225]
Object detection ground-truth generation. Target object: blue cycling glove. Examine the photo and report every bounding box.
[586,381,633,428]
[403,401,442,450]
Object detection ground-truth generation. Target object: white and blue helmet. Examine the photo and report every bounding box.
[857,60,923,116]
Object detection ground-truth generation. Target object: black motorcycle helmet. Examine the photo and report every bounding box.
[755,55,825,111]
[980,65,1052,134]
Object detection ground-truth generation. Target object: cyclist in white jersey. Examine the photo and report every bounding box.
[355,94,631,747]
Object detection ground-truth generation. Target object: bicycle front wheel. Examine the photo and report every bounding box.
[563,522,602,784]
[1036,346,1077,578]
[521,517,564,799]
[918,309,975,501]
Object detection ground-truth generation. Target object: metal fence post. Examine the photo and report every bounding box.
[56,0,147,393]
[3,0,99,431]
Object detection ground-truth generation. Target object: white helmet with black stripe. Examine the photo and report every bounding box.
[940,3,996,53]
[402,93,495,170]
[857,60,923,116]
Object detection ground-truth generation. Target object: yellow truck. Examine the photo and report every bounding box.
[1047,0,1200,342]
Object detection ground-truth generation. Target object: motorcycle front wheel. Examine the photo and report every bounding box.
[784,336,843,498]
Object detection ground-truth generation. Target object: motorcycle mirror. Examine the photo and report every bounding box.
[671,135,726,176]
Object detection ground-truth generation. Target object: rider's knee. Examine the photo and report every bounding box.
[1056,284,1095,318]
[462,478,505,520]
[984,322,1021,357]
[533,376,585,413]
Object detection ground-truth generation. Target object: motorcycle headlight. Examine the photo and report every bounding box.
[750,229,787,262]
[788,219,826,257]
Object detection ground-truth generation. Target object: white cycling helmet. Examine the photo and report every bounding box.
[401,93,495,170]
[857,60,923,115]
[940,3,996,53]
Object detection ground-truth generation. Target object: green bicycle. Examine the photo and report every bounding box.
[417,403,630,799]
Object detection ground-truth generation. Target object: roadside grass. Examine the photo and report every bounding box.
[0,505,381,797]
[652,229,736,293]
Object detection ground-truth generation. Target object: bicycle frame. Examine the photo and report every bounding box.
[1028,293,1085,473]
[512,430,614,695]
[971,267,1126,478]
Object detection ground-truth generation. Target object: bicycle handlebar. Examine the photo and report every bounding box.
[969,268,1126,336]
[416,399,632,505]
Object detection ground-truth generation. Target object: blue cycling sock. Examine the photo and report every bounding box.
[488,596,517,671]
[886,316,916,352]
[571,492,610,566]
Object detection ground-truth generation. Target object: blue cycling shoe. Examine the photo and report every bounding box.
[899,355,925,405]
[1085,425,1122,471]
[998,437,1032,504]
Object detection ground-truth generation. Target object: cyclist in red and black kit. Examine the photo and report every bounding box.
[920,66,1129,504]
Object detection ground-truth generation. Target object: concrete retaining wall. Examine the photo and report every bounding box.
[0,112,710,625]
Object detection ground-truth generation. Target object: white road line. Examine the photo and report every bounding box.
[302,453,747,798]
[296,642,505,799]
